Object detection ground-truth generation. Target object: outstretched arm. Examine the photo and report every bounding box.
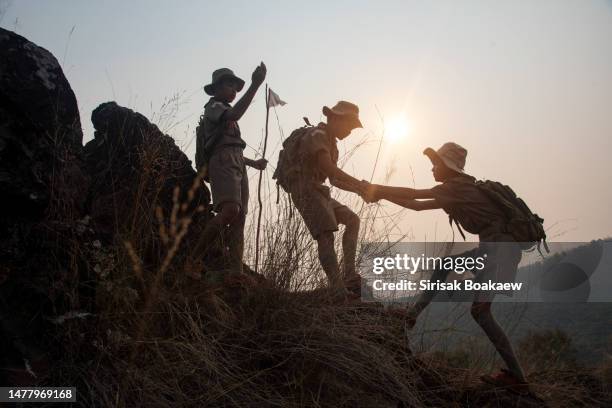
[318,151,365,194]
[224,62,267,122]
[385,197,442,211]
[245,157,267,170]
[369,184,435,200]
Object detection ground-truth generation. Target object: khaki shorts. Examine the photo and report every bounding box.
[476,233,522,286]
[208,146,249,214]
[289,181,346,239]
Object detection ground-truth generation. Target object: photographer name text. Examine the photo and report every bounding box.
[371,279,523,292]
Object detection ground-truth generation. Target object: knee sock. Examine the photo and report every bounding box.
[413,266,451,316]
[317,234,340,286]
[341,220,359,278]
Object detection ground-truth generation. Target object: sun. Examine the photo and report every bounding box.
[385,116,411,142]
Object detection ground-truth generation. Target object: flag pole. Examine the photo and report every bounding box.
[255,84,270,273]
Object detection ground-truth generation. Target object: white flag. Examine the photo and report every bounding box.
[268,88,287,108]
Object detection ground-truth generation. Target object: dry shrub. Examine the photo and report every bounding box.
[518,328,578,372]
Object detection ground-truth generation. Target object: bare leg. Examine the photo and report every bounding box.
[193,202,241,271]
[193,219,223,258]
[471,299,526,382]
[225,211,246,274]
[409,248,481,318]
[334,206,360,279]
[411,266,451,317]
[316,231,341,287]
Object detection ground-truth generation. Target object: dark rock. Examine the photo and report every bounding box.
[0,27,87,221]
[0,28,90,383]
[0,28,221,386]
[84,101,211,248]
[0,27,89,281]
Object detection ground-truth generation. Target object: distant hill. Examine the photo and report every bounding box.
[407,239,612,364]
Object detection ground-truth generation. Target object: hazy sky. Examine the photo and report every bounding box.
[2,0,611,242]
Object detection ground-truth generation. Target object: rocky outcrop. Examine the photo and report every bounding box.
[0,28,91,383]
[84,101,210,240]
[0,29,212,384]
[0,26,89,296]
[0,27,87,221]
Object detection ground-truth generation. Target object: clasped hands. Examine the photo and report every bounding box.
[356,180,379,203]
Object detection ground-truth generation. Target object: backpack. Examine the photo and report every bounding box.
[194,115,207,171]
[475,180,549,253]
[272,121,314,192]
[194,114,223,182]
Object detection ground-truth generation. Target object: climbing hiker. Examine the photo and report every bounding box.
[193,64,268,283]
[273,101,368,295]
[362,142,547,393]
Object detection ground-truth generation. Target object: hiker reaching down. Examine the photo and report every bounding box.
[273,101,368,294]
[362,142,547,392]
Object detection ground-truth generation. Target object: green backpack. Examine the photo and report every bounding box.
[475,180,549,253]
[272,122,313,192]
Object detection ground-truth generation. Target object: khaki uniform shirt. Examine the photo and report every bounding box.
[299,123,339,183]
[430,175,508,241]
[199,98,248,212]
[202,97,247,151]
[432,175,522,287]
[288,123,345,238]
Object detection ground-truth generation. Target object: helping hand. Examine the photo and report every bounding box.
[252,62,267,86]
[359,180,378,203]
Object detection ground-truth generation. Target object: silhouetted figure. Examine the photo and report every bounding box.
[194,65,268,283]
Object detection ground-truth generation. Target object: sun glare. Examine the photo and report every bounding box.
[385,116,411,142]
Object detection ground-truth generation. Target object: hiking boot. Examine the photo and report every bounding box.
[203,269,226,286]
[480,369,530,395]
[326,285,352,303]
[184,257,204,280]
[344,274,377,301]
[344,273,362,296]
[223,271,254,289]
[204,265,249,286]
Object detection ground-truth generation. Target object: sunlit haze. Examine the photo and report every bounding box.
[3,0,611,242]
[385,115,412,142]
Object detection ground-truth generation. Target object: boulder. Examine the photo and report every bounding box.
[84,101,211,256]
[0,28,89,383]
[0,28,216,385]
[0,27,87,221]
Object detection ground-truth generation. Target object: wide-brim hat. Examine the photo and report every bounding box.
[423,142,468,174]
[204,68,245,96]
[322,100,363,129]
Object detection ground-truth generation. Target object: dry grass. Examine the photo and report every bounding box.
[47,178,612,407]
[33,102,612,407]
[61,286,430,407]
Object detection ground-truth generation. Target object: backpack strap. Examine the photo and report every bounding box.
[449,215,467,241]
[539,239,550,256]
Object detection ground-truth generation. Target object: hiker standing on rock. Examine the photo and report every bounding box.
[273,101,368,294]
[363,142,547,393]
[194,64,268,283]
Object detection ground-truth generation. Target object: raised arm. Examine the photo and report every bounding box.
[224,62,266,122]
